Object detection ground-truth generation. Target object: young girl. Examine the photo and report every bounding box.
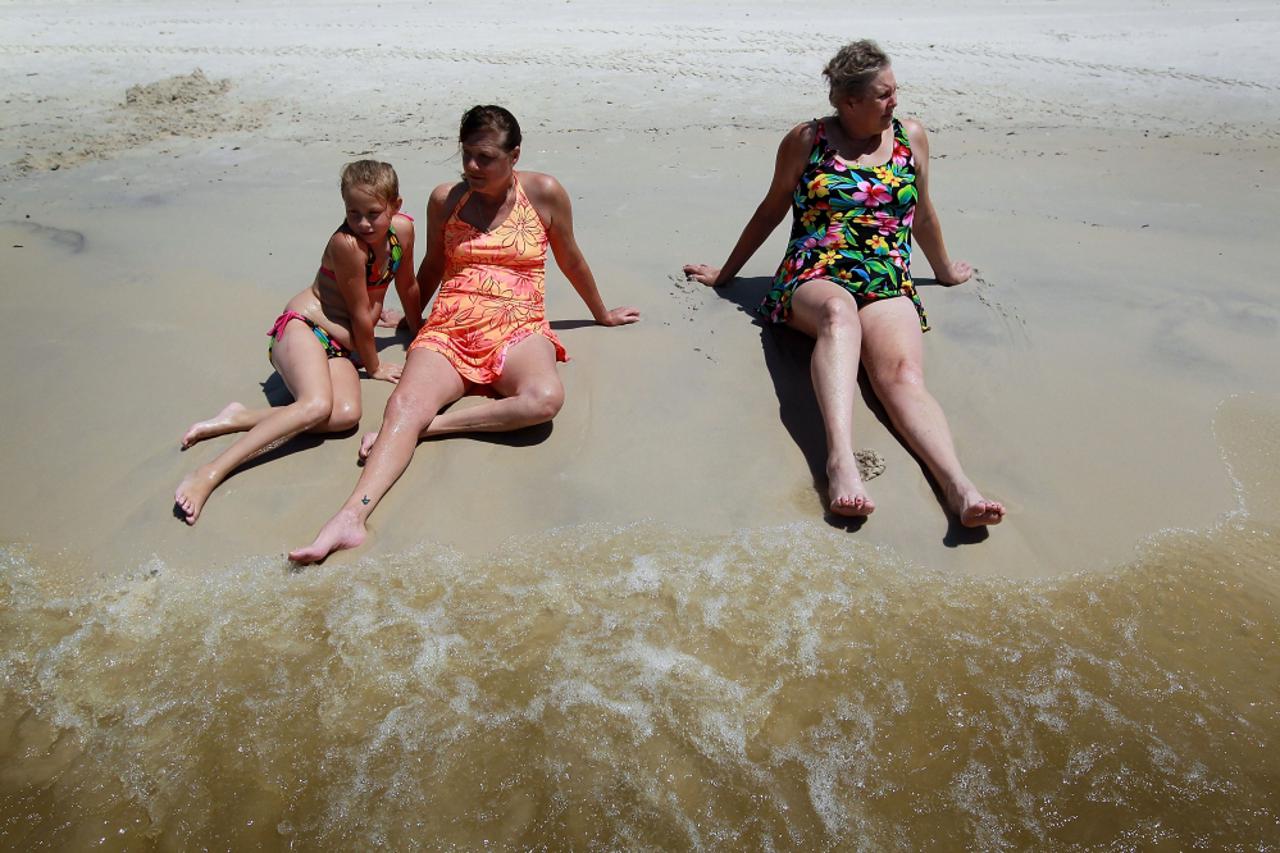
[175,160,421,525]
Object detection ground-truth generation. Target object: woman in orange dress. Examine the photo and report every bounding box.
[290,106,639,563]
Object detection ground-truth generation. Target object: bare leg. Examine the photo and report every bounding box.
[289,348,466,563]
[318,356,362,433]
[174,322,337,525]
[858,297,1004,527]
[181,356,361,449]
[786,280,874,516]
[359,336,564,458]
[181,402,260,449]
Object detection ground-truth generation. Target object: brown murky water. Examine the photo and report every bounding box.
[2,397,1277,849]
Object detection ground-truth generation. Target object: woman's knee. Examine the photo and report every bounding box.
[870,357,926,396]
[817,295,858,336]
[382,389,433,430]
[522,380,564,422]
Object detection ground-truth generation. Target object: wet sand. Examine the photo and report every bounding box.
[2,0,1279,577]
[2,0,1279,847]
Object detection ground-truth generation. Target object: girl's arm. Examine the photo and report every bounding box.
[683,122,812,287]
[389,214,422,335]
[531,173,640,327]
[414,183,457,310]
[902,119,971,286]
[330,234,400,382]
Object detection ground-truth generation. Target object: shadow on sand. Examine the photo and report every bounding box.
[707,274,987,545]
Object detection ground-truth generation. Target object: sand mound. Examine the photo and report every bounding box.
[117,69,250,140]
[855,449,886,481]
[124,69,231,110]
[9,70,263,178]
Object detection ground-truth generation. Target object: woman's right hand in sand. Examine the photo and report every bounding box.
[936,260,974,286]
[368,362,403,383]
[683,264,723,287]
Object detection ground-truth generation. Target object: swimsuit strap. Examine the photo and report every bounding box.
[374,223,401,289]
[447,187,474,224]
[511,172,533,213]
[811,118,828,163]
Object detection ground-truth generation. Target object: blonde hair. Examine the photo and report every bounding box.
[823,40,891,104]
[339,159,399,203]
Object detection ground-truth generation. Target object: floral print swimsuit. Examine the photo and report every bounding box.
[411,174,567,384]
[762,118,928,332]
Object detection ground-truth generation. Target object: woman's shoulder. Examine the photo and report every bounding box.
[783,119,820,147]
[898,117,928,146]
[517,170,565,199]
[776,120,821,164]
[515,172,568,229]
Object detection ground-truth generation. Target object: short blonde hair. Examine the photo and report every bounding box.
[340,159,399,203]
[823,40,891,104]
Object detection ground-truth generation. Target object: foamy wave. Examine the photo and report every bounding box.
[1,521,1277,848]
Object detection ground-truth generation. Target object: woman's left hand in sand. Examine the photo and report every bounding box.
[597,306,641,326]
[682,264,722,287]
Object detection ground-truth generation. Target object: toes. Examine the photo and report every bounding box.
[289,544,328,565]
[960,500,1004,527]
[175,498,198,525]
[830,492,873,517]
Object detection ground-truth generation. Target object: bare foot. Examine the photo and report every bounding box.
[289,508,367,564]
[174,465,219,525]
[828,456,875,517]
[358,430,379,461]
[947,482,1005,527]
[181,402,249,449]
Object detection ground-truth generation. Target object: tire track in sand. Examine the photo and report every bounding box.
[3,35,1275,92]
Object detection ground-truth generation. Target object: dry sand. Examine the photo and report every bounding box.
[2,0,1279,579]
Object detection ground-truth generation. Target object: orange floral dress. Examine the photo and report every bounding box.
[411,175,568,383]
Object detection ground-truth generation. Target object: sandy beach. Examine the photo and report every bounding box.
[2,0,1278,847]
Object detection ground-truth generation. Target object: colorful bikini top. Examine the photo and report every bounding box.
[318,221,403,289]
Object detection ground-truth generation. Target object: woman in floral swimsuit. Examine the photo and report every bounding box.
[685,40,1004,528]
[291,105,640,563]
